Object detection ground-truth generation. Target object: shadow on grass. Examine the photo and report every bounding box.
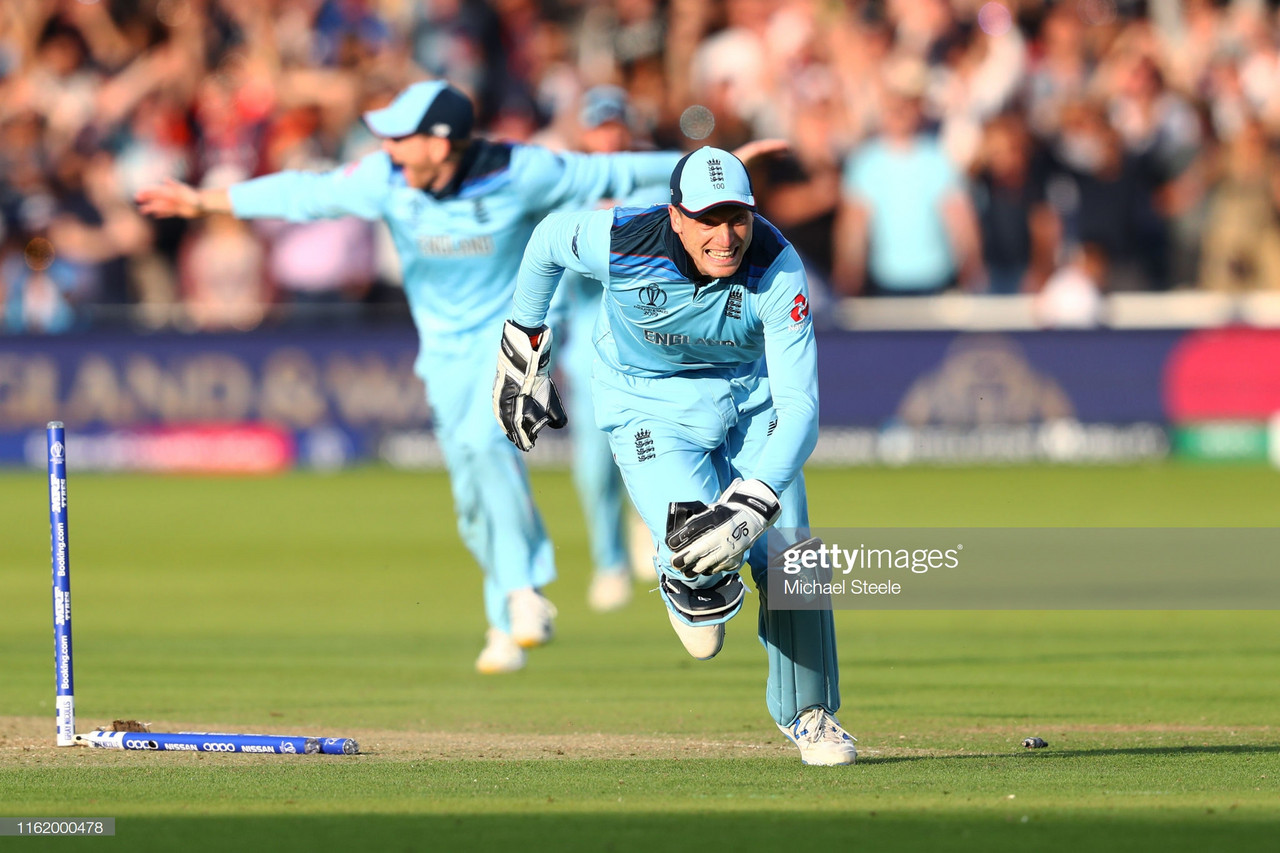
[42,811,1273,853]
[867,744,1280,765]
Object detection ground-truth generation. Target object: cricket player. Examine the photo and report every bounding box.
[493,147,855,764]
[135,80,686,674]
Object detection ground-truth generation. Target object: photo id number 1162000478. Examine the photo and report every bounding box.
[0,819,116,836]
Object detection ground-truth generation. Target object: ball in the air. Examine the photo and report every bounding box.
[679,105,715,140]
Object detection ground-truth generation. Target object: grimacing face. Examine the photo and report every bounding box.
[668,204,755,279]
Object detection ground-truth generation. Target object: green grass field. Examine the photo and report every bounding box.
[2,464,1278,851]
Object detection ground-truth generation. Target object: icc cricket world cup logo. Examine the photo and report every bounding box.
[637,284,668,317]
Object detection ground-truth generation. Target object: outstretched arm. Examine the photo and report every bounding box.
[515,139,788,216]
[135,179,232,219]
[136,153,392,223]
[515,146,681,214]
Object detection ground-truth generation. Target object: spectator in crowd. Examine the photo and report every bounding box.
[1023,0,1095,140]
[178,164,271,332]
[2,201,78,334]
[752,3,854,298]
[180,204,271,332]
[969,112,1059,294]
[756,80,845,295]
[1105,48,1206,287]
[45,147,153,315]
[1044,98,1168,292]
[832,55,984,296]
[1199,116,1280,293]
[931,8,1026,172]
[10,0,1280,331]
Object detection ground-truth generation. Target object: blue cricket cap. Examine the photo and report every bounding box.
[580,85,630,129]
[363,80,474,140]
[669,146,755,217]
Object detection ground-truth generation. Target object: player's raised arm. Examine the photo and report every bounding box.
[512,145,681,215]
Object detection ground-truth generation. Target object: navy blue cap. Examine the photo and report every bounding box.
[363,80,474,140]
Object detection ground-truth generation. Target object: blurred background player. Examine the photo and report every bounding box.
[495,148,853,765]
[136,80,684,674]
[549,85,665,612]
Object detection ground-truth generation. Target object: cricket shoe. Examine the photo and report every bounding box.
[475,628,525,674]
[588,570,633,613]
[508,588,557,648]
[665,607,725,660]
[777,707,857,766]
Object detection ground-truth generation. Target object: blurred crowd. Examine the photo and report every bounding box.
[3,0,1280,334]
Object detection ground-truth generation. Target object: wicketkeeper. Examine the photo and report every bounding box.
[494,147,855,765]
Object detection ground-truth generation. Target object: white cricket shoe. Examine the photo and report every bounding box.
[508,588,557,648]
[666,608,725,660]
[777,707,857,766]
[629,512,659,581]
[475,628,525,674]
[588,571,633,612]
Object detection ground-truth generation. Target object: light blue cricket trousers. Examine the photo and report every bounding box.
[418,319,557,633]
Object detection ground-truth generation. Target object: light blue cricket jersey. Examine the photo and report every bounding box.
[550,182,670,324]
[227,141,680,345]
[512,204,819,493]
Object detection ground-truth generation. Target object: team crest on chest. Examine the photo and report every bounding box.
[724,286,743,320]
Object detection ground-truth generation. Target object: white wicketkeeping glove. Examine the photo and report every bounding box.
[492,320,567,451]
[666,478,782,577]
